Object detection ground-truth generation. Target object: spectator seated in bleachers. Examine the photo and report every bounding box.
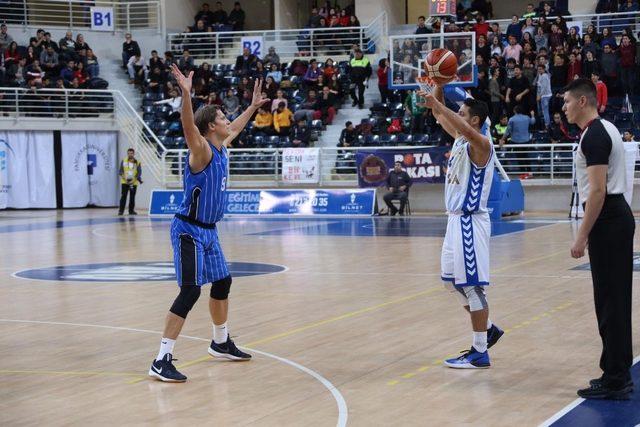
[291,118,311,147]
[273,101,294,136]
[235,47,256,77]
[228,2,246,31]
[154,89,182,120]
[127,54,148,85]
[263,47,280,67]
[223,88,241,120]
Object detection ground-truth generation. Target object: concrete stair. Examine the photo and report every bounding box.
[318,73,381,147]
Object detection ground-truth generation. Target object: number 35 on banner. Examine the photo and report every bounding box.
[90,7,114,31]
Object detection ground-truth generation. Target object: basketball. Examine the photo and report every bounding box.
[424,48,458,85]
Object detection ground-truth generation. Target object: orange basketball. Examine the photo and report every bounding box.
[424,48,458,85]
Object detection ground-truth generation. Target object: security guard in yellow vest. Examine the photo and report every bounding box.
[118,148,143,215]
[349,49,372,109]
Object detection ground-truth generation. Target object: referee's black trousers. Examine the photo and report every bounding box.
[587,194,635,389]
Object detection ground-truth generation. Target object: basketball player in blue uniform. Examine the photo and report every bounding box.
[149,65,269,382]
[418,78,503,369]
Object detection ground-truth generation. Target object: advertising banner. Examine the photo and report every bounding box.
[356,147,450,187]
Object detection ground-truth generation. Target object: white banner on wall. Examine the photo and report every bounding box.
[62,132,91,208]
[27,132,56,208]
[62,132,118,208]
[0,131,56,209]
[87,132,118,206]
[282,148,320,183]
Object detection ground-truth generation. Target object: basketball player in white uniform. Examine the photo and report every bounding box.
[418,80,504,368]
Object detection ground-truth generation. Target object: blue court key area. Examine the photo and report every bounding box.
[15,261,285,283]
[550,361,640,427]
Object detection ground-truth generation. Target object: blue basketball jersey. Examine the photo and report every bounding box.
[176,143,228,225]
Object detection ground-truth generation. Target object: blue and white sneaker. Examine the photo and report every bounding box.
[148,353,187,382]
[444,347,491,369]
[487,324,504,349]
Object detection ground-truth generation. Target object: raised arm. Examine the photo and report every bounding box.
[418,85,491,161]
[169,64,210,163]
[224,79,270,145]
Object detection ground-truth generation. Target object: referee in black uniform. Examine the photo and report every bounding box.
[564,78,635,400]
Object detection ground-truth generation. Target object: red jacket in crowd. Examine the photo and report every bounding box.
[595,80,608,112]
[377,66,388,88]
[618,43,636,68]
[567,60,582,82]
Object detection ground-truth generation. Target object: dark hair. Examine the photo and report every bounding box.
[194,105,222,135]
[127,148,135,152]
[463,98,489,127]
[418,15,425,20]
[591,70,600,77]
[514,105,523,115]
[564,78,597,107]
[514,64,522,70]
[278,101,286,108]
[345,121,353,127]
[394,161,402,165]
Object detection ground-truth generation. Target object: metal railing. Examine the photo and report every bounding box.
[0,86,166,184]
[0,0,162,33]
[160,143,639,188]
[449,11,640,36]
[0,86,115,119]
[167,12,388,62]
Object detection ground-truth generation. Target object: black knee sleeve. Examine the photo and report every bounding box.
[210,275,232,300]
[170,285,201,318]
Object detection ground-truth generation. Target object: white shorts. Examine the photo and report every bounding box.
[441,212,491,287]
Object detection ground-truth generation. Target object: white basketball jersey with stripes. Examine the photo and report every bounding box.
[444,136,494,215]
[441,135,494,287]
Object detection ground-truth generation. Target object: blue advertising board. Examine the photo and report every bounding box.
[149,190,183,216]
[356,147,450,187]
[149,189,376,217]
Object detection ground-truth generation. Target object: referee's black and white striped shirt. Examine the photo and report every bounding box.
[576,118,628,203]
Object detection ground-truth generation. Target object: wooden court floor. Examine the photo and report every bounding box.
[1,209,639,426]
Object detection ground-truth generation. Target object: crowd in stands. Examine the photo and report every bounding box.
[0,25,110,117]
[135,35,364,153]
[0,25,105,89]
[375,2,640,158]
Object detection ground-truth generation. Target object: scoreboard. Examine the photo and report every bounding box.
[430,0,456,16]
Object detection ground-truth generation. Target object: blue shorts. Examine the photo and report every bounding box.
[170,217,229,287]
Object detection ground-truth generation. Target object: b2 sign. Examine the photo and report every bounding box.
[90,7,114,32]
[241,36,263,57]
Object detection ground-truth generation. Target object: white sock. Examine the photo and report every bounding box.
[213,322,228,344]
[156,337,176,361]
[486,319,493,330]
[473,331,488,353]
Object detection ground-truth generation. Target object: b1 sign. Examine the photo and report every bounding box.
[90,7,114,31]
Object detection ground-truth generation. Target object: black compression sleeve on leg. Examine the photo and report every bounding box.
[170,285,201,318]
[210,275,232,300]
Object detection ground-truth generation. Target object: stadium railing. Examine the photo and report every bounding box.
[167,12,388,62]
[158,143,629,188]
[465,11,640,36]
[0,86,167,183]
[0,0,162,33]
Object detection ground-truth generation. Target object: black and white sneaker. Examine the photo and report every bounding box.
[148,354,187,382]
[208,336,252,361]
